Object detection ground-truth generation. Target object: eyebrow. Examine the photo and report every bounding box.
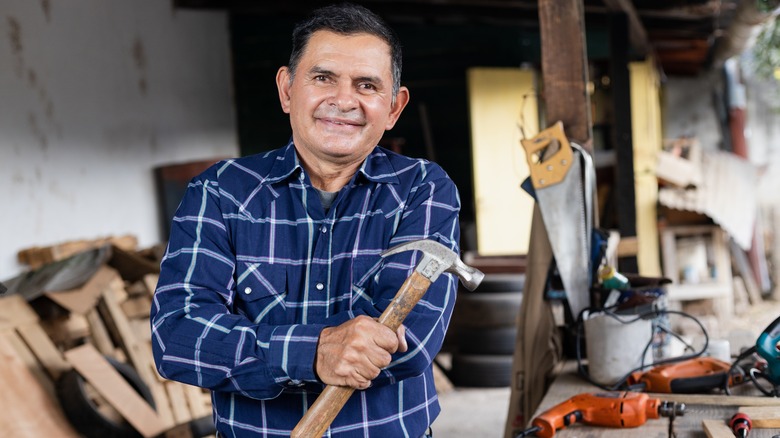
[309,66,335,77]
[309,66,383,86]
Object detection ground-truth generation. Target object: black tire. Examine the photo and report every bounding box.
[189,415,217,437]
[56,356,155,438]
[451,291,522,328]
[457,327,518,355]
[449,354,514,387]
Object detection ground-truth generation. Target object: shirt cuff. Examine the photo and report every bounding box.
[268,324,325,386]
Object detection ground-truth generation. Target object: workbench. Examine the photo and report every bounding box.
[531,362,780,438]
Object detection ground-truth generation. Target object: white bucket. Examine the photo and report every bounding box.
[584,312,654,386]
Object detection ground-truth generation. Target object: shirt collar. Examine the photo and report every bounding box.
[264,142,400,186]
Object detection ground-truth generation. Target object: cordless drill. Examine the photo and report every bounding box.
[519,391,685,438]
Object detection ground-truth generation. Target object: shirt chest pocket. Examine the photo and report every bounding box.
[350,256,383,294]
[234,263,289,324]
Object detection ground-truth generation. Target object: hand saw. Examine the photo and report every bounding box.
[521,121,596,319]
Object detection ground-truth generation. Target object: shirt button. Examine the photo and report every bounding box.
[244,287,252,294]
[315,282,324,291]
[321,226,328,233]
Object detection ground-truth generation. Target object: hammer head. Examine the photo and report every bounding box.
[381,240,484,290]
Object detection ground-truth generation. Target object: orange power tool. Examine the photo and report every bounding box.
[626,357,742,393]
[518,391,685,438]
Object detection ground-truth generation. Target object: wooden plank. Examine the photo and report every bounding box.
[165,423,194,438]
[0,294,40,331]
[98,287,177,429]
[183,384,212,418]
[738,406,780,428]
[616,236,639,257]
[45,265,120,315]
[144,273,160,296]
[166,380,193,425]
[0,331,80,437]
[730,239,763,305]
[121,295,152,319]
[150,374,177,429]
[64,344,167,438]
[16,323,72,380]
[702,419,734,438]
[4,328,56,398]
[131,317,153,342]
[100,281,157,387]
[18,235,137,269]
[86,308,116,356]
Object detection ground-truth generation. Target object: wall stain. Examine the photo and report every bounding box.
[40,0,51,23]
[28,112,49,151]
[27,69,36,87]
[132,37,148,95]
[7,16,24,78]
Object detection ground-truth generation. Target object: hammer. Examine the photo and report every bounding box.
[291,239,484,438]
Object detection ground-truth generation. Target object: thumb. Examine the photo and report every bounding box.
[396,325,408,353]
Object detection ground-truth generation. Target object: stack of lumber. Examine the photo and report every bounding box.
[2,236,213,438]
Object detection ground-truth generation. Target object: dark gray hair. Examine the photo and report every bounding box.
[288,3,402,98]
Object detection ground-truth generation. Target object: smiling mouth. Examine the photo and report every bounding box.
[319,118,363,129]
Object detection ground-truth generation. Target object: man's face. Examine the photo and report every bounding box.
[277,30,409,168]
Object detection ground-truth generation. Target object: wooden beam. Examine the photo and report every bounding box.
[610,12,638,273]
[602,0,650,55]
[64,344,168,438]
[505,2,592,437]
[538,0,592,144]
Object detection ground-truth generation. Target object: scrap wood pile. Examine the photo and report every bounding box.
[1,235,214,438]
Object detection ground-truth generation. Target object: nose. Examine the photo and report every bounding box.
[328,81,358,112]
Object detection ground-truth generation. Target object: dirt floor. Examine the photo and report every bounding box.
[431,297,780,438]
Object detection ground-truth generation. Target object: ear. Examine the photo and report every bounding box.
[384,86,410,130]
[276,66,292,114]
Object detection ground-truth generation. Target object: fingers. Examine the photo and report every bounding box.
[316,316,400,389]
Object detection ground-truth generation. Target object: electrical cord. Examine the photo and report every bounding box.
[574,306,710,392]
[723,346,755,395]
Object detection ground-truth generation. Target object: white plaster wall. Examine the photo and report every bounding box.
[0,1,238,279]
[663,72,779,206]
[745,76,780,206]
[662,72,725,151]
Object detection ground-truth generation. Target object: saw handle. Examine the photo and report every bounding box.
[291,271,433,438]
[520,120,574,188]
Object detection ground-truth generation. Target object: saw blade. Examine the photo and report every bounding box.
[522,122,593,318]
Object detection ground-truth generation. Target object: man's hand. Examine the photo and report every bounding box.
[316,315,408,389]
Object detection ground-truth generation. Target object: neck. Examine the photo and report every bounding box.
[296,152,363,192]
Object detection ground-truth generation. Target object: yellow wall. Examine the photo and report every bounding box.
[468,68,538,255]
[629,59,663,276]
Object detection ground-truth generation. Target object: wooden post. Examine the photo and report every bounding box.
[504,1,592,437]
[538,0,592,146]
[610,12,639,273]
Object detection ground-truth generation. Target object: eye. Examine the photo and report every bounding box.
[314,75,328,82]
[359,82,377,91]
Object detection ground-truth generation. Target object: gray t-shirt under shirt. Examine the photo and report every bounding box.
[315,188,338,212]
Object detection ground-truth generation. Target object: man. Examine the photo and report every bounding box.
[151,3,460,437]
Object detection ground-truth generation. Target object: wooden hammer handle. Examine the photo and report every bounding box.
[291,270,433,438]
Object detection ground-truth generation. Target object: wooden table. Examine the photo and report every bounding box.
[531,362,780,438]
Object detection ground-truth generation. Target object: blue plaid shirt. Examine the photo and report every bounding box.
[151,142,460,437]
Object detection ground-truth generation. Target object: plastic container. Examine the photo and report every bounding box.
[584,311,654,386]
